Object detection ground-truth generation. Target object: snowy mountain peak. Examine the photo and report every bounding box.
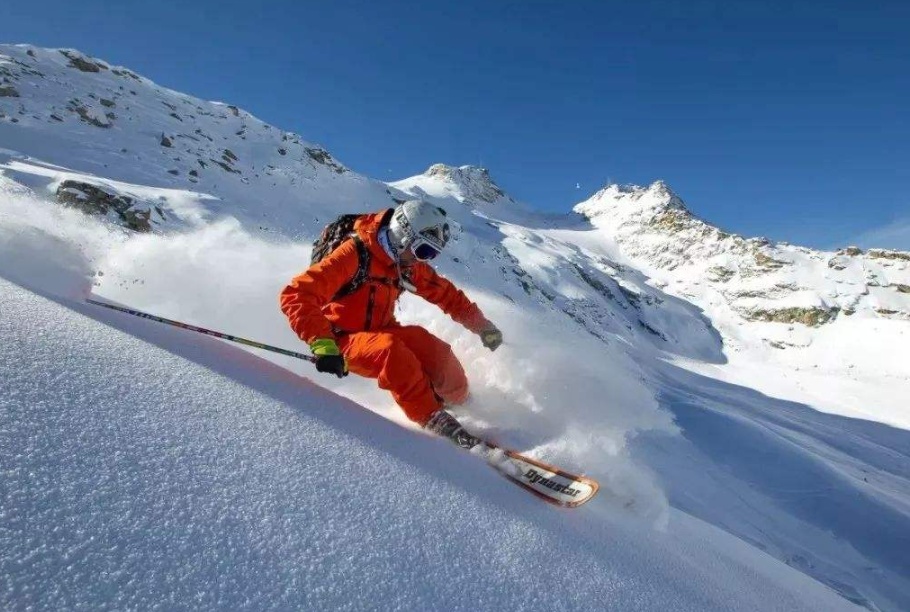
[389,163,525,214]
[421,163,507,204]
[424,162,491,181]
[575,179,689,222]
[574,175,910,347]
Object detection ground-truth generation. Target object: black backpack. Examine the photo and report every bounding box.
[311,214,371,298]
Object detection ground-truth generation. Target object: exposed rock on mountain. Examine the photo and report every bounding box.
[574,181,910,335]
[390,163,520,211]
[55,179,161,232]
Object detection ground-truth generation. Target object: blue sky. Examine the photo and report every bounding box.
[2,0,908,249]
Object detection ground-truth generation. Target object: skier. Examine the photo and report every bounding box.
[280,200,503,448]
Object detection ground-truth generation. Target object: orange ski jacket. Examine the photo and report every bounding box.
[280,209,490,343]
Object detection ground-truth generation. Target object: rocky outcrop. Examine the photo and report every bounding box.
[868,248,910,262]
[60,50,107,73]
[425,164,506,204]
[753,251,790,270]
[55,180,156,232]
[746,307,840,327]
[66,98,113,128]
[0,85,19,97]
[305,147,346,174]
[389,164,524,216]
[707,266,736,282]
[111,68,142,81]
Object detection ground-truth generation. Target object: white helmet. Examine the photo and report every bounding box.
[388,200,451,261]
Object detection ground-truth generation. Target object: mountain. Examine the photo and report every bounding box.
[2,44,909,611]
[0,45,395,234]
[391,163,521,208]
[575,180,910,331]
[574,181,910,426]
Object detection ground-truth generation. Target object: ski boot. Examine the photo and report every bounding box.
[425,409,484,450]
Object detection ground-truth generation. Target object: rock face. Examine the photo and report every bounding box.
[574,181,910,338]
[55,180,159,232]
[59,50,108,73]
[869,248,910,262]
[423,164,506,203]
[746,306,840,327]
[388,164,524,217]
[304,147,346,174]
[575,182,769,274]
[69,100,114,128]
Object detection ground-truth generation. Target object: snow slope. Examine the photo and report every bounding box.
[1,194,857,612]
[3,44,909,610]
[0,45,391,233]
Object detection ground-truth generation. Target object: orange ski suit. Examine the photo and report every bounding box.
[279,209,491,425]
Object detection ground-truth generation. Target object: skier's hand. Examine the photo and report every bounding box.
[310,338,348,378]
[479,324,503,351]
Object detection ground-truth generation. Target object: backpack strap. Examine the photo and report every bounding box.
[333,234,371,299]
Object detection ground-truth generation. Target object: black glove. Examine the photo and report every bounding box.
[315,354,347,378]
[479,324,503,351]
[310,338,348,378]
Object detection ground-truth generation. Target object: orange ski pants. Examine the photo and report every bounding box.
[337,325,469,425]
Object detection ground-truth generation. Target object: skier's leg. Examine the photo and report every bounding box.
[338,331,442,425]
[392,325,470,406]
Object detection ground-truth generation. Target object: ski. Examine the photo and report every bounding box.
[426,411,599,507]
[477,443,599,508]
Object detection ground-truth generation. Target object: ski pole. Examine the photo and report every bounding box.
[86,297,316,362]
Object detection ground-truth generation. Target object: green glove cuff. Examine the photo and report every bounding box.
[310,338,341,356]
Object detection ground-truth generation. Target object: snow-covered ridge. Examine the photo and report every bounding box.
[422,163,507,203]
[0,44,389,234]
[577,180,690,218]
[390,163,524,211]
[0,45,342,172]
[575,180,910,333]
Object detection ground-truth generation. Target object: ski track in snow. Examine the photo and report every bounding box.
[2,43,909,611]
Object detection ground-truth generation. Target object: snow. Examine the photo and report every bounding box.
[1,196,857,612]
[3,44,910,610]
[572,180,910,423]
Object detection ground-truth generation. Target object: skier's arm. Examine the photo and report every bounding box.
[410,263,490,333]
[279,240,360,343]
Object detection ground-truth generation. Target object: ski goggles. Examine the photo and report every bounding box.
[412,240,441,261]
[410,223,451,261]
